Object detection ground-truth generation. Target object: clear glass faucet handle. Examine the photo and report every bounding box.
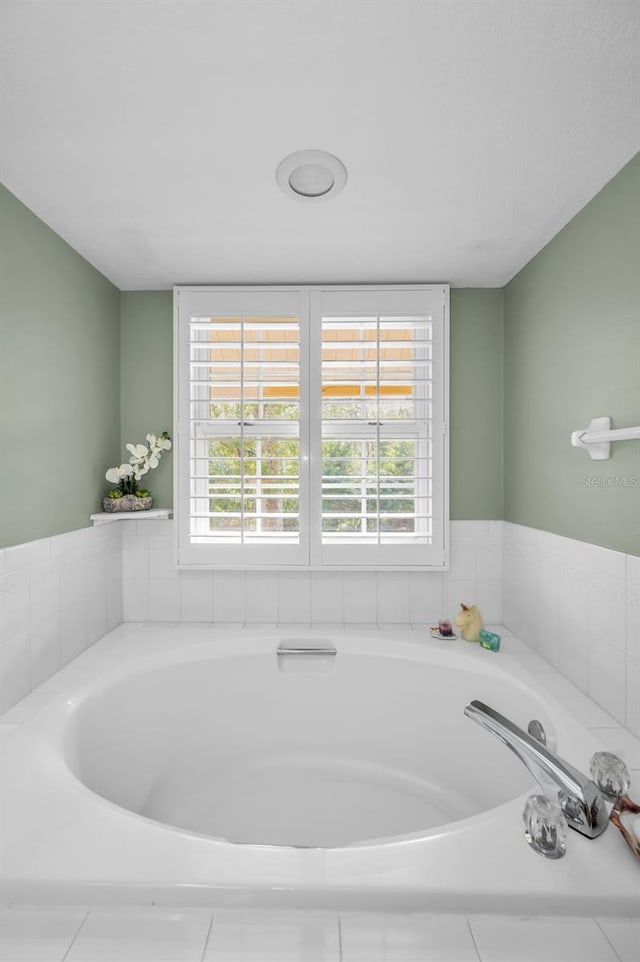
[523,794,567,859]
[589,751,630,798]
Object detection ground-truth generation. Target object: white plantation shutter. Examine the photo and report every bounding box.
[176,289,309,566]
[176,286,448,568]
[310,288,447,566]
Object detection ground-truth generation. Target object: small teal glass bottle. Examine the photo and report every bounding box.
[478,628,501,651]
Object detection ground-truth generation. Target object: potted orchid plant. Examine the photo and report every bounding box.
[103,431,172,512]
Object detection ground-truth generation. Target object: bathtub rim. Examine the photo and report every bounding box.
[2,624,638,915]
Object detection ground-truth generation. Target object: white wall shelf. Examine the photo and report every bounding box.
[90,509,173,526]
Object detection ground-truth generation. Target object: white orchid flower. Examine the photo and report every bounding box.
[107,433,170,493]
[126,443,149,459]
[106,463,134,483]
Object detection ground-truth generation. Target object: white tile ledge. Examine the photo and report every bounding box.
[90,509,172,526]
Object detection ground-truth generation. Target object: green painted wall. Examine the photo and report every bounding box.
[120,292,174,509]
[450,289,503,519]
[119,288,504,520]
[10,149,636,555]
[504,153,640,556]
[0,185,121,549]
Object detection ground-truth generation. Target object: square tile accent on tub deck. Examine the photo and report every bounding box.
[203,912,340,961]
[468,917,619,962]
[2,909,640,962]
[64,908,212,962]
[340,914,480,962]
[0,907,87,962]
[597,919,640,962]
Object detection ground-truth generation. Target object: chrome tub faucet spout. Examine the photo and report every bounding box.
[464,700,609,839]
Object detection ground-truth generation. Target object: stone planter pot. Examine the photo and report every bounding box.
[102,494,153,513]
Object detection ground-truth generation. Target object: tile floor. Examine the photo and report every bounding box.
[0,908,638,962]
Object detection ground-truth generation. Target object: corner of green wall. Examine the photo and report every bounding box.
[117,288,506,522]
[0,184,121,549]
[450,288,504,520]
[7,152,637,555]
[503,152,640,556]
[120,291,174,509]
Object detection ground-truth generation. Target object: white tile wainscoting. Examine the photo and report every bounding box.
[120,520,504,626]
[0,525,123,713]
[0,519,501,715]
[503,522,640,738]
[1,517,638,737]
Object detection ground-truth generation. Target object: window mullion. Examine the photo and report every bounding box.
[360,326,366,537]
[240,314,245,545]
[256,340,263,539]
[376,313,381,546]
[308,289,321,567]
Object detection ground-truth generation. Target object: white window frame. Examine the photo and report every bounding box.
[175,285,449,570]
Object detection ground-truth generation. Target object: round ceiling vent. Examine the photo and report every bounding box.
[276,150,347,202]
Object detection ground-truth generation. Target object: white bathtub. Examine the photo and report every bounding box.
[1,627,637,913]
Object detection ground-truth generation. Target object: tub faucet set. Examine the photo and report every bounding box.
[465,700,639,860]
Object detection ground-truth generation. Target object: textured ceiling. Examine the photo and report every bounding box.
[1,0,639,290]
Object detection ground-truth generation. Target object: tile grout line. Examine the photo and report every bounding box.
[60,909,89,962]
[595,919,624,962]
[588,725,637,732]
[466,917,484,962]
[199,912,215,962]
